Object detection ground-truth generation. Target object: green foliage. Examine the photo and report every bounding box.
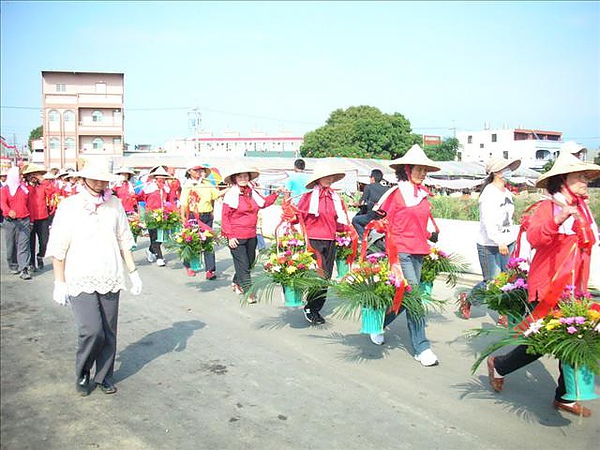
[424,137,460,161]
[300,105,421,159]
[420,247,471,286]
[28,125,43,152]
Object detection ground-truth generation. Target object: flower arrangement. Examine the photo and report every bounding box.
[165,224,213,262]
[474,257,532,320]
[143,207,181,230]
[127,214,145,240]
[471,288,600,375]
[335,231,353,262]
[420,247,470,286]
[333,252,440,320]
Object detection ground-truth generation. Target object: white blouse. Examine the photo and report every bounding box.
[477,184,518,247]
[46,193,135,296]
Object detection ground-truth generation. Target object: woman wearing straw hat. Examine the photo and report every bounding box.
[371,144,441,366]
[113,167,138,214]
[46,159,143,396]
[486,151,600,417]
[180,163,222,279]
[138,166,174,267]
[457,157,521,321]
[221,163,283,303]
[295,162,351,325]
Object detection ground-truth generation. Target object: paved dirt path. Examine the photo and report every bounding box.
[1,232,598,449]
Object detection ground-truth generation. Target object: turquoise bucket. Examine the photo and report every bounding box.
[561,362,599,401]
[156,228,168,243]
[360,307,386,334]
[282,285,303,307]
[189,257,203,272]
[336,259,349,279]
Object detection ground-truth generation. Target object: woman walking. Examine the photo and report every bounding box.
[46,160,143,396]
[486,150,600,417]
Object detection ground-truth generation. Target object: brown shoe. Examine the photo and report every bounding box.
[553,400,592,417]
[457,292,471,319]
[487,356,504,392]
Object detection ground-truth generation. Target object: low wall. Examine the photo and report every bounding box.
[215,204,600,290]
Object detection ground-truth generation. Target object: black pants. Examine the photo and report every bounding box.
[183,212,216,272]
[148,228,164,259]
[305,239,336,313]
[30,217,51,266]
[229,237,257,293]
[494,345,566,401]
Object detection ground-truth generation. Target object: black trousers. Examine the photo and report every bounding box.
[148,228,164,259]
[494,345,567,401]
[30,217,51,266]
[305,239,336,313]
[229,237,257,293]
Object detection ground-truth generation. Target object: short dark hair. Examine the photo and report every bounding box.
[294,159,306,171]
[370,169,383,183]
[546,175,564,194]
[395,165,410,182]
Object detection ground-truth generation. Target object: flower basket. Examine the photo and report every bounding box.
[164,224,214,263]
[561,362,599,401]
[189,257,204,272]
[282,284,304,307]
[470,290,600,376]
[156,228,170,243]
[336,258,349,279]
[360,306,386,334]
[420,246,470,288]
[143,208,181,232]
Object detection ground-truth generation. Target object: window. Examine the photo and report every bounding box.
[503,151,508,159]
[467,135,473,144]
[92,137,104,150]
[49,138,60,150]
[55,83,66,92]
[64,110,75,122]
[113,110,121,124]
[113,137,121,145]
[95,82,107,94]
[48,110,59,122]
[480,143,484,148]
[92,110,103,122]
[491,134,497,143]
[65,138,75,150]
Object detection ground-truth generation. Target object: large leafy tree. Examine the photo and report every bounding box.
[300,105,422,159]
[423,137,459,161]
[28,125,43,151]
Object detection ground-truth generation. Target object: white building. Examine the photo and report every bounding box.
[456,127,563,171]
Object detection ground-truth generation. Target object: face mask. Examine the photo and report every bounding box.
[501,169,512,179]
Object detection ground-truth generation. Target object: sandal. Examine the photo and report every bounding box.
[457,292,471,319]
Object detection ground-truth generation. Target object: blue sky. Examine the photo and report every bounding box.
[1,1,599,150]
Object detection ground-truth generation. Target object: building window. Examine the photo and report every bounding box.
[64,110,75,122]
[92,137,104,150]
[49,138,60,150]
[92,110,103,122]
[480,143,484,148]
[48,110,59,122]
[503,151,508,159]
[113,137,121,145]
[491,134,497,142]
[467,135,473,144]
[55,84,66,92]
[95,82,107,94]
[65,138,75,150]
[113,110,121,124]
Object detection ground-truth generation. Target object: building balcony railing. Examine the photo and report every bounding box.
[78,124,123,136]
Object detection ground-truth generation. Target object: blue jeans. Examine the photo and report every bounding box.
[470,242,514,304]
[383,253,430,355]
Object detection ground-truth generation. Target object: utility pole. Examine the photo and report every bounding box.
[188,107,201,154]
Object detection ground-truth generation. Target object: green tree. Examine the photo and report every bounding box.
[594,153,600,165]
[424,137,459,161]
[300,105,421,159]
[28,125,43,152]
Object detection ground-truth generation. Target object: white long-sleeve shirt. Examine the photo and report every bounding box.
[477,184,517,247]
[46,193,135,296]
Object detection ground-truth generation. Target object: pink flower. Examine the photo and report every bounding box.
[567,326,578,334]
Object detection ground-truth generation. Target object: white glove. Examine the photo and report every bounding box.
[53,281,70,306]
[129,270,143,295]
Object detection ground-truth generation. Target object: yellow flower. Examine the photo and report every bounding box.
[286,266,298,274]
[545,319,561,330]
[588,310,600,322]
[176,238,183,243]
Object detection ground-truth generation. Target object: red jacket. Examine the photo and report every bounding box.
[113,181,138,213]
[139,184,172,210]
[0,185,30,219]
[27,183,54,221]
[296,189,348,240]
[221,188,278,239]
[167,179,181,205]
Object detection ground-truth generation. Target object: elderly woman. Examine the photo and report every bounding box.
[457,157,521,321]
[221,164,283,303]
[295,163,350,325]
[486,151,600,418]
[371,144,441,367]
[46,160,143,396]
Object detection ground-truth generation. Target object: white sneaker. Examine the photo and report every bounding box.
[156,258,166,267]
[370,333,385,345]
[146,249,157,263]
[414,349,439,367]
